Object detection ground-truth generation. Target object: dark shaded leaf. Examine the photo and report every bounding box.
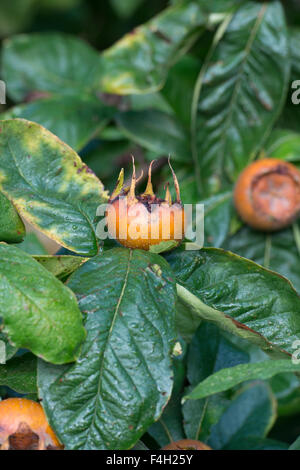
[290,435,300,450]
[0,353,37,394]
[208,383,277,449]
[148,345,187,447]
[183,323,248,442]
[194,1,290,193]
[201,191,233,247]
[117,110,190,162]
[225,225,300,293]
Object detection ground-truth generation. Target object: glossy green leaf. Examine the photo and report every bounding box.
[2,33,102,102]
[1,95,113,152]
[0,353,37,394]
[186,360,300,401]
[167,248,300,355]
[100,1,207,94]
[117,110,190,162]
[208,383,277,449]
[225,225,300,294]
[0,191,25,243]
[194,1,290,193]
[0,119,108,256]
[34,255,87,281]
[38,248,177,450]
[0,243,85,364]
[183,323,248,442]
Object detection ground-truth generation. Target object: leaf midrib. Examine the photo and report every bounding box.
[218,3,268,175]
[83,249,133,448]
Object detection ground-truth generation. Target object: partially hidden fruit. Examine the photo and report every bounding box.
[162,439,212,450]
[0,398,63,450]
[106,158,185,250]
[234,158,300,231]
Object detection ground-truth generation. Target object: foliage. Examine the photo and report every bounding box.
[0,0,299,451]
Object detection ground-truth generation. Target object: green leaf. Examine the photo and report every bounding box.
[208,383,277,450]
[167,248,300,355]
[194,1,290,193]
[38,248,177,450]
[225,437,288,450]
[201,191,233,247]
[183,323,248,442]
[171,0,245,15]
[83,138,134,183]
[1,95,113,152]
[290,435,300,450]
[185,360,300,401]
[161,55,200,128]
[130,91,173,114]
[290,27,300,81]
[262,129,300,164]
[0,243,85,364]
[225,225,300,294]
[0,0,36,37]
[0,119,108,256]
[132,440,149,450]
[0,353,37,394]
[270,372,300,416]
[110,0,143,18]
[149,240,179,254]
[2,33,102,102]
[34,255,87,281]
[0,332,18,363]
[117,110,190,162]
[18,232,48,255]
[100,1,207,94]
[148,350,186,447]
[0,191,25,243]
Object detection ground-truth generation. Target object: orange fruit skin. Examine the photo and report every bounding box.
[162,439,212,450]
[106,198,185,250]
[0,398,63,450]
[234,158,300,231]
